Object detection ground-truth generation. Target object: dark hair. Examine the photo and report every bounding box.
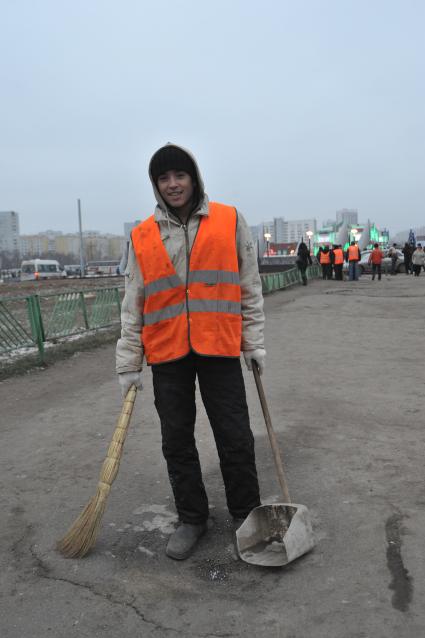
[374,243,379,248]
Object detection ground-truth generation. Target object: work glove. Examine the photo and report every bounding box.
[243,349,266,375]
[118,371,143,398]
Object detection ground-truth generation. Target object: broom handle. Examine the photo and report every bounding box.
[102,383,138,481]
[252,361,291,503]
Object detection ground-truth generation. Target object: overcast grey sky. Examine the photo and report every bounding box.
[1,0,424,235]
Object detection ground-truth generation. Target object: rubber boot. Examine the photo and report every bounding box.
[166,522,207,560]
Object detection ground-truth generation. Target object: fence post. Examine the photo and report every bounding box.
[27,295,45,363]
[114,287,122,314]
[79,291,90,329]
[33,294,45,341]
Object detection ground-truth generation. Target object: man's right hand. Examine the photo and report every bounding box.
[118,371,143,398]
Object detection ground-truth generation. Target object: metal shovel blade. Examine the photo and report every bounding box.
[236,502,315,567]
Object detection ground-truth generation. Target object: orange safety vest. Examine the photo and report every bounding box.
[333,248,344,265]
[132,202,242,365]
[320,251,331,264]
[348,245,360,261]
[370,248,383,264]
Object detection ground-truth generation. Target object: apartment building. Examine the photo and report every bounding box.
[20,231,125,260]
[336,208,358,225]
[275,218,316,243]
[0,211,20,253]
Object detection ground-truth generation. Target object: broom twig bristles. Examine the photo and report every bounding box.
[56,386,137,558]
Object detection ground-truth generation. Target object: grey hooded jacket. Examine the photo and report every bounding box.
[116,144,265,373]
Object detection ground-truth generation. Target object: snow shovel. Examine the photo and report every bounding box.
[236,362,315,567]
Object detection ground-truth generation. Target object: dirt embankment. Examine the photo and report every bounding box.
[0,276,124,299]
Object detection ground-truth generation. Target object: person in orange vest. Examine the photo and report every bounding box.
[332,244,344,280]
[346,241,361,281]
[319,246,332,279]
[116,144,265,560]
[368,243,383,280]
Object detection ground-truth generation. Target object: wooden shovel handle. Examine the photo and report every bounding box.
[252,361,291,503]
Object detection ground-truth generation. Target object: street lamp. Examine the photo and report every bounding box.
[351,228,360,242]
[306,230,313,253]
[264,232,271,257]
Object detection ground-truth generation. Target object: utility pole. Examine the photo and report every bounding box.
[78,199,85,278]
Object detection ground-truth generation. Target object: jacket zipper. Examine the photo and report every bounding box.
[182,220,200,349]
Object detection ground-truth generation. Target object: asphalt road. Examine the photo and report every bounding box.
[1,273,424,638]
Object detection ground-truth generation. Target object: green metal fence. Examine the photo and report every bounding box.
[1,269,320,363]
[260,265,321,294]
[0,286,123,363]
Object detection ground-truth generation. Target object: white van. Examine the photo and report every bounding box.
[20,259,65,281]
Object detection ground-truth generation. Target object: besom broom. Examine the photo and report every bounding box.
[57,384,138,558]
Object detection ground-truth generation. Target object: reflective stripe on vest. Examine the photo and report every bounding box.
[333,248,344,265]
[320,251,331,264]
[348,245,360,260]
[132,202,242,364]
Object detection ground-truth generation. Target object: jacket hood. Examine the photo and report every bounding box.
[148,143,206,214]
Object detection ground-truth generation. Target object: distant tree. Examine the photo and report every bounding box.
[0,250,21,269]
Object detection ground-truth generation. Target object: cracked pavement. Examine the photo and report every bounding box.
[1,276,425,637]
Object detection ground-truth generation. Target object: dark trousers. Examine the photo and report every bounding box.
[334,264,343,280]
[404,260,411,274]
[152,352,261,524]
[297,264,308,285]
[321,264,332,279]
[371,263,381,280]
[413,265,421,276]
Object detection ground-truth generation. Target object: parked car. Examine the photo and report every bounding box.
[64,264,82,277]
[343,249,405,275]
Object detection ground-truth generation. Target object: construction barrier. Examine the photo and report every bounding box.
[0,286,123,363]
[260,265,321,294]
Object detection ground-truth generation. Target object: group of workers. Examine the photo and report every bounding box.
[317,240,425,281]
[317,242,361,281]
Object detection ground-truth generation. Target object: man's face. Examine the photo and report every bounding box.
[156,170,194,209]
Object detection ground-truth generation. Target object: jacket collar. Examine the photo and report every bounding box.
[154,195,210,224]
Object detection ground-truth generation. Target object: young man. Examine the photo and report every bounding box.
[116,144,265,560]
[368,243,383,280]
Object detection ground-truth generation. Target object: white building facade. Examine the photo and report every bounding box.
[0,211,20,253]
[277,218,317,243]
